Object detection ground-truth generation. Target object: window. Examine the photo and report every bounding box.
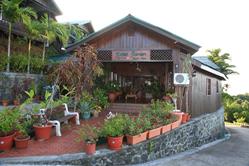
[216,81,219,93]
[206,78,211,95]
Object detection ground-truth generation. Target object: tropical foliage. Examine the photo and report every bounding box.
[2,0,37,72]
[207,48,238,78]
[223,93,249,124]
[48,44,103,105]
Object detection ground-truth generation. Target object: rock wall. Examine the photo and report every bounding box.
[0,107,225,165]
[0,72,43,101]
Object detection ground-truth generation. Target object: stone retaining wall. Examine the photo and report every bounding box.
[0,72,43,100]
[0,107,225,165]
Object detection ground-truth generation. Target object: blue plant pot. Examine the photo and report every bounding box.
[82,112,91,120]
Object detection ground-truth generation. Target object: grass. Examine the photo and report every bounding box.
[225,121,249,127]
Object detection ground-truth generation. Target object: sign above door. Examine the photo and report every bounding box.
[112,50,150,61]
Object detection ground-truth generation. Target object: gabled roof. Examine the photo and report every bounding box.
[66,14,201,52]
[192,56,220,71]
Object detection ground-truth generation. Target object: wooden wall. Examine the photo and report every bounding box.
[88,21,223,117]
[190,69,222,117]
[90,22,175,50]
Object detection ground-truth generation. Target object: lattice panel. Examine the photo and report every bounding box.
[97,50,112,61]
[150,50,172,61]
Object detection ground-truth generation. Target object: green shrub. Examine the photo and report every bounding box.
[0,108,21,137]
[223,92,249,124]
[102,114,129,137]
[93,88,109,109]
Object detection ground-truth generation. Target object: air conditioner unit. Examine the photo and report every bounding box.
[174,73,189,85]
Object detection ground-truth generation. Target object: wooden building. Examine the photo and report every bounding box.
[66,14,225,117]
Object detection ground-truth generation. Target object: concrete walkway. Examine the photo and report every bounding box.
[134,126,249,166]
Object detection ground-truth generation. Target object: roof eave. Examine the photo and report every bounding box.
[66,15,201,52]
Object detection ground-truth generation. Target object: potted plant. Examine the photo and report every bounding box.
[91,88,109,118]
[11,79,23,106]
[102,114,128,150]
[21,89,52,141]
[0,108,21,151]
[92,105,102,118]
[171,114,181,129]
[1,97,9,106]
[77,125,100,155]
[105,81,120,103]
[14,119,32,149]
[163,91,175,102]
[79,91,93,120]
[125,116,150,145]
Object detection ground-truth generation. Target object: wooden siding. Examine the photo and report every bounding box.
[190,70,222,117]
[90,23,176,50]
[87,21,222,117]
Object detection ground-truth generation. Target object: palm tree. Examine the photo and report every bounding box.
[25,19,42,73]
[2,0,37,72]
[38,14,85,68]
[39,14,72,65]
[207,48,238,78]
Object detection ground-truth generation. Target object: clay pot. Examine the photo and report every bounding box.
[162,95,173,103]
[14,135,30,149]
[2,99,9,106]
[147,127,161,139]
[0,132,16,151]
[161,124,172,134]
[93,111,99,118]
[84,142,96,155]
[33,124,52,141]
[182,113,189,123]
[107,136,123,150]
[13,99,20,106]
[187,114,191,121]
[126,131,148,145]
[108,92,117,103]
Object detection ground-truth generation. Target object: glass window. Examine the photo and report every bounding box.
[206,78,211,95]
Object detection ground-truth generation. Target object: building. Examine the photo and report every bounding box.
[66,14,225,117]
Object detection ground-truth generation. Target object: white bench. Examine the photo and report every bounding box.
[40,103,80,136]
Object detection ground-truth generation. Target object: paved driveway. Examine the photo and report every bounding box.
[134,126,249,166]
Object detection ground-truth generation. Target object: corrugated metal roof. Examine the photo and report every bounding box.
[192,56,220,71]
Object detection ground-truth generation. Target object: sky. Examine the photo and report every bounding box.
[55,0,249,95]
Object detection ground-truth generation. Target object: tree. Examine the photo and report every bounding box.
[39,14,83,64]
[2,0,37,72]
[25,19,41,73]
[48,44,103,110]
[207,48,238,78]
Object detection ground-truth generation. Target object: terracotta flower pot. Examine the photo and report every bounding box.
[2,99,9,106]
[126,131,148,145]
[33,124,52,141]
[14,136,30,149]
[147,127,161,139]
[161,123,172,134]
[182,113,189,123]
[187,114,191,121]
[108,92,116,103]
[0,132,16,151]
[162,95,172,103]
[84,142,96,155]
[93,111,99,118]
[107,136,123,150]
[13,99,20,106]
[171,112,184,124]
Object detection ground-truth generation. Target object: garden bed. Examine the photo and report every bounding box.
[0,116,106,158]
[0,107,225,165]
